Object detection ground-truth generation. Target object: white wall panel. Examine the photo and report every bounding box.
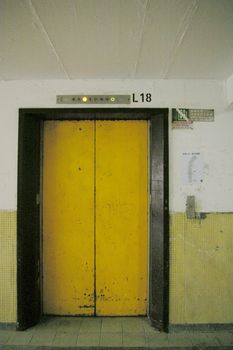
[0,79,231,213]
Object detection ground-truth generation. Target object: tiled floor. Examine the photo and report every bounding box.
[0,317,233,349]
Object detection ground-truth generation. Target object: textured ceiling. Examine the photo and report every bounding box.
[0,0,233,80]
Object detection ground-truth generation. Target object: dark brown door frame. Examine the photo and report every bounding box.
[17,108,169,331]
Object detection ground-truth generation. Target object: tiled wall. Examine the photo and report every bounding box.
[0,210,16,323]
[0,210,232,324]
[170,213,233,324]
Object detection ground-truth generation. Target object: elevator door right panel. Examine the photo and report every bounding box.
[96,120,148,315]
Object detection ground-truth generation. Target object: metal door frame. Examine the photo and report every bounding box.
[17,108,169,331]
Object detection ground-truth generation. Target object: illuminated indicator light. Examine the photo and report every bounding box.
[82,96,88,102]
[110,96,116,102]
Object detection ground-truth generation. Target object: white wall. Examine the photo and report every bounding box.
[226,73,233,107]
[0,78,232,212]
[170,110,233,212]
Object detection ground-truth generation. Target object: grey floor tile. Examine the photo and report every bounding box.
[121,318,145,332]
[215,331,233,345]
[100,332,123,346]
[189,332,219,347]
[29,330,56,346]
[141,318,159,333]
[123,332,146,347]
[167,333,193,347]
[57,317,82,333]
[101,317,122,332]
[28,316,82,334]
[77,331,100,346]
[52,331,78,346]
[24,327,36,335]
[42,316,62,324]
[0,331,14,345]
[7,332,33,345]
[146,332,169,347]
[29,319,58,331]
[79,317,102,333]
[32,317,59,326]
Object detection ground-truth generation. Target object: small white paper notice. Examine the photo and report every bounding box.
[181,153,203,184]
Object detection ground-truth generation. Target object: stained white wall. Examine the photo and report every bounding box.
[0,79,232,212]
[169,110,233,212]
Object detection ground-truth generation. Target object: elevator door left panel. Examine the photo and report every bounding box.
[43,121,95,315]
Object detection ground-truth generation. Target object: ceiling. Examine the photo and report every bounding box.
[0,0,233,81]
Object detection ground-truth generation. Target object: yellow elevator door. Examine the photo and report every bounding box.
[43,120,148,316]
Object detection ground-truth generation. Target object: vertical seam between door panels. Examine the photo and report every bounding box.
[94,119,97,315]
